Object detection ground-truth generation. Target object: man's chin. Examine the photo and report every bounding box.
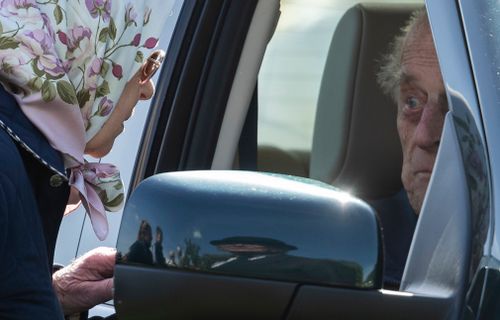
[408,194,423,215]
[407,185,429,215]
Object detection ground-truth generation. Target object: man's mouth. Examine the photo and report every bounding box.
[414,170,432,179]
[414,170,431,175]
[413,170,432,186]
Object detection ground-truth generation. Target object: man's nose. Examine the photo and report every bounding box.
[139,79,155,100]
[414,103,446,151]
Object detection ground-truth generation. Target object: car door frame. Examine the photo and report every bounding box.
[129,0,270,193]
[116,0,494,318]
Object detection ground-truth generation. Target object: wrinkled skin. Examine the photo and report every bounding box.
[397,21,448,214]
[52,247,116,315]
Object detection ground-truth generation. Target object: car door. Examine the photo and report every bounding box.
[452,0,500,318]
[113,0,481,318]
[67,0,500,318]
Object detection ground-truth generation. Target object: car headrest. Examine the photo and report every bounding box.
[309,3,422,200]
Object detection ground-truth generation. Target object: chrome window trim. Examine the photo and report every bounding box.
[458,0,500,263]
[426,0,492,281]
[402,114,471,319]
[426,1,485,135]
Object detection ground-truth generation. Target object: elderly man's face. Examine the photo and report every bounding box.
[397,22,448,214]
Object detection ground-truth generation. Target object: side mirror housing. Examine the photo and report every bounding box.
[115,171,382,318]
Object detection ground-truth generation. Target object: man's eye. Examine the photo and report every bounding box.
[406,96,420,109]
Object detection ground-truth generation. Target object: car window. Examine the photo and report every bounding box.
[256,0,423,184]
[258,0,339,152]
[257,0,423,153]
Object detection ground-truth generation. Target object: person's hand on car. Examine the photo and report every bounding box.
[52,247,116,315]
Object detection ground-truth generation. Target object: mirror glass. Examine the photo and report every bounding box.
[116,171,382,289]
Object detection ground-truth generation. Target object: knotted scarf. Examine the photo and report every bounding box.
[0,0,174,240]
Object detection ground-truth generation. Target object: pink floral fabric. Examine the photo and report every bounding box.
[0,0,174,240]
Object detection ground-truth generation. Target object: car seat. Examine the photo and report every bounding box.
[309,2,420,200]
[308,2,422,288]
[257,2,420,200]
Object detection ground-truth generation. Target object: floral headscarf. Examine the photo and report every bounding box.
[0,0,174,240]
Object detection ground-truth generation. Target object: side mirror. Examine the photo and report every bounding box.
[114,171,382,318]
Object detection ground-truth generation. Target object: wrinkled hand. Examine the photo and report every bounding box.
[53,247,116,315]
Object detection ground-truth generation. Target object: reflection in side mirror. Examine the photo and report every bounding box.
[114,171,382,318]
[116,171,382,286]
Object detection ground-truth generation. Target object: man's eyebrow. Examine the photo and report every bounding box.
[399,72,417,85]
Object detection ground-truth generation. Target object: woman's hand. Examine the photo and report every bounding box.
[52,247,116,315]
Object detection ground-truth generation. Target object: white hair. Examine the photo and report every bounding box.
[377,8,428,102]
